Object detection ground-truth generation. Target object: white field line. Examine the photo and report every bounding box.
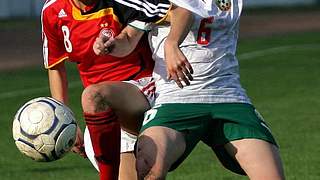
[0,43,319,100]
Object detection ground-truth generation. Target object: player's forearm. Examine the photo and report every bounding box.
[48,62,69,104]
[123,26,145,53]
[111,26,144,57]
[166,5,194,46]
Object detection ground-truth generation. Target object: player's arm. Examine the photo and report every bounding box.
[47,63,86,158]
[42,9,70,104]
[48,63,86,158]
[48,62,68,104]
[42,4,85,158]
[164,5,194,88]
[93,26,144,57]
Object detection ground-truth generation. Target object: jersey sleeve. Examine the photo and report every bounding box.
[128,20,152,31]
[113,0,171,29]
[168,0,214,17]
[42,7,68,69]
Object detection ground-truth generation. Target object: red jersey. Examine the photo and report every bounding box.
[42,0,154,87]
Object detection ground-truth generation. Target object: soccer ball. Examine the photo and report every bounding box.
[216,0,232,11]
[12,97,77,162]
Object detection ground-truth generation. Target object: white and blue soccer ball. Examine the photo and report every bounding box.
[12,97,77,162]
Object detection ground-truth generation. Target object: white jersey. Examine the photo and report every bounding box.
[149,0,251,105]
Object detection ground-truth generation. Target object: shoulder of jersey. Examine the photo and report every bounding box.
[42,0,69,16]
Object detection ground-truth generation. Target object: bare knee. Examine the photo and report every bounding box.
[136,153,166,180]
[135,127,186,180]
[136,159,166,180]
[81,83,112,113]
[136,135,165,180]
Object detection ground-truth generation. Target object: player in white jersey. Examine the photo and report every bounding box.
[150,0,248,105]
[93,0,285,179]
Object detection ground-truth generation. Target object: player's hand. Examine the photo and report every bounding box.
[164,40,193,88]
[71,125,87,158]
[93,34,115,56]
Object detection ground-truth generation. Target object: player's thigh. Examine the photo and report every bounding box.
[136,126,186,178]
[206,103,284,179]
[119,152,137,180]
[140,103,211,173]
[226,139,285,180]
[96,81,151,133]
[96,81,150,114]
[82,81,149,111]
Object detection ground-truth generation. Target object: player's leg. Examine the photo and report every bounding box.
[82,80,152,180]
[136,126,186,180]
[84,127,138,180]
[119,152,137,180]
[119,129,139,180]
[85,127,185,180]
[94,80,153,134]
[225,139,285,180]
[82,80,151,133]
[207,103,285,180]
[82,85,120,180]
[136,104,207,180]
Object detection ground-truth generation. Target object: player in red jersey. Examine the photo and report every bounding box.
[41,0,160,179]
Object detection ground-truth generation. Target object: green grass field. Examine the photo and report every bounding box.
[0,31,319,180]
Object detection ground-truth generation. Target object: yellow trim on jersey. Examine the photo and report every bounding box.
[45,56,69,69]
[155,4,172,24]
[72,6,120,24]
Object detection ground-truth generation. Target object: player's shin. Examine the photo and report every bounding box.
[84,110,120,180]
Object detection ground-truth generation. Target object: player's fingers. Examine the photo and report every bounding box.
[103,38,114,48]
[93,38,107,55]
[97,48,106,56]
[175,47,193,75]
[71,147,80,154]
[169,73,183,89]
[184,60,194,75]
[180,64,193,81]
[103,38,115,54]
[166,72,171,81]
[175,79,183,89]
[78,145,87,158]
[72,145,86,158]
[93,48,99,55]
[177,71,190,86]
[94,41,108,55]
[93,44,102,55]
[95,37,105,46]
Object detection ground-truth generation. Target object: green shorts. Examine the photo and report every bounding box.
[141,103,278,175]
